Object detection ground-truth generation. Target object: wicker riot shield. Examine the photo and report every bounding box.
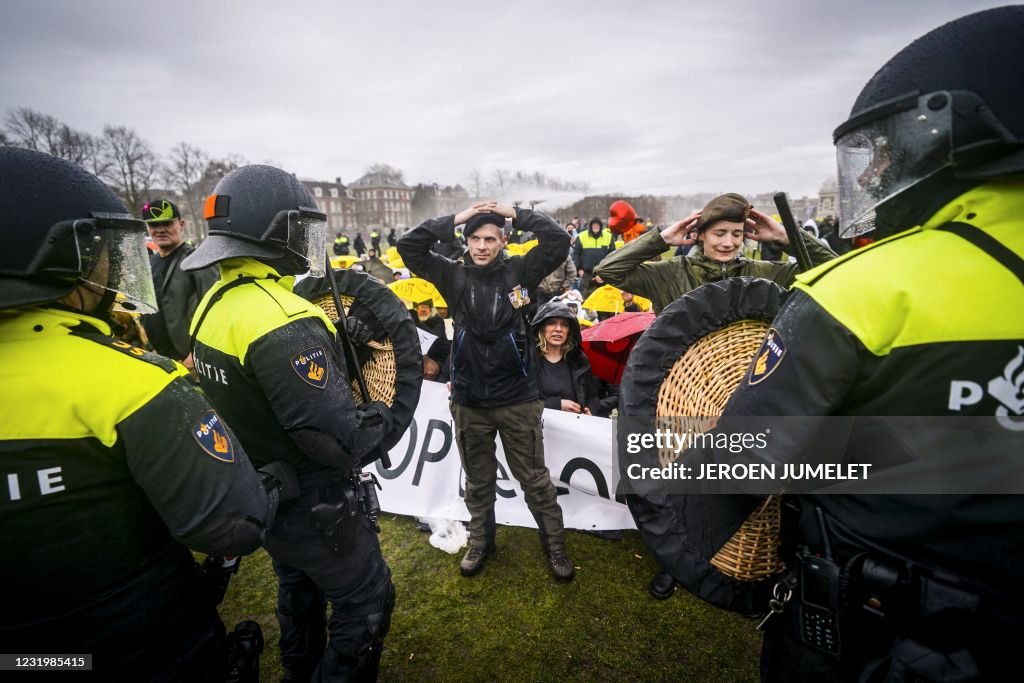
[294,268,423,452]
[620,276,788,615]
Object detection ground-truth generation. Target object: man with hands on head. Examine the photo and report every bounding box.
[398,200,577,582]
[594,193,837,314]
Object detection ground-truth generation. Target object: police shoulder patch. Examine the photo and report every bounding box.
[749,327,786,385]
[291,346,329,389]
[192,410,235,462]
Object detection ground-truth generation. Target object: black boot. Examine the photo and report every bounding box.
[649,570,676,600]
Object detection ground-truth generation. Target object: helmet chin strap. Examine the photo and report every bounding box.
[53,279,119,325]
[873,171,981,237]
[258,250,308,277]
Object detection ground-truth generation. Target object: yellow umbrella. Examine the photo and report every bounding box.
[387,277,446,308]
[330,255,359,269]
[387,254,405,269]
[506,239,538,256]
[582,284,652,313]
[385,246,399,262]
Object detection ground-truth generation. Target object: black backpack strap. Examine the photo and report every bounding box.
[71,329,180,373]
[189,276,260,349]
[938,222,1024,286]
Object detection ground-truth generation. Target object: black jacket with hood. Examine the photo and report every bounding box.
[398,209,570,407]
[531,301,603,416]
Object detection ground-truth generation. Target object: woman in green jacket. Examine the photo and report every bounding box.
[596,192,836,599]
[594,193,837,313]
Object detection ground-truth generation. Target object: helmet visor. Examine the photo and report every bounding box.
[835,93,953,237]
[79,218,158,314]
[286,210,328,277]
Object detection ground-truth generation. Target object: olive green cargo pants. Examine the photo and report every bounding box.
[450,399,566,553]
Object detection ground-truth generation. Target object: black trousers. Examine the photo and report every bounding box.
[264,502,394,682]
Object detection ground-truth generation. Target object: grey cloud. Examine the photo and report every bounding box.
[0,0,1009,197]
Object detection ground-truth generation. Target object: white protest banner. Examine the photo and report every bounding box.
[371,380,636,531]
[415,327,439,355]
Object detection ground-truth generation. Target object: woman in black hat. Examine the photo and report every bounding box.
[531,300,606,417]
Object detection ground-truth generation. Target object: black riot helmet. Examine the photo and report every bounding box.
[181,164,327,276]
[0,147,157,313]
[833,6,1024,238]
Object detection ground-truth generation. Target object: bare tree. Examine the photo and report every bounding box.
[101,125,160,215]
[466,168,485,199]
[364,163,404,184]
[492,168,511,194]
[4,107,59,151]
[4,107,108,175]
[165,142,210,239]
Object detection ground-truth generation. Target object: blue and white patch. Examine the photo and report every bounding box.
[749,328,786,385]
[291,346,329,389]
[192,410,235,462]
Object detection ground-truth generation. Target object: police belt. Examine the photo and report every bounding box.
[793,550,1024,629]
[295,473,382,552]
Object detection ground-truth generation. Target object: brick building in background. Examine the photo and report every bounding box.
[301,177,355,234]
[350,171,412,231]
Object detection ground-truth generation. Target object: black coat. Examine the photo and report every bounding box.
[398,209,570,407]
[538,350,603,416]
[142,243,218,359]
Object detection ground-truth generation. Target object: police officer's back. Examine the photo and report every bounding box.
[0,148,279,681]
[650,9,1024,681]
[181,165,396,682]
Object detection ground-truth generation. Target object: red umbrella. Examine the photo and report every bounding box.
[580,311,655,384]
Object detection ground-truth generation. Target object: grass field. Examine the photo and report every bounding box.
[217,515,762,682]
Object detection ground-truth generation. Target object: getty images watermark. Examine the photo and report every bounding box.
[612,415,1024,496]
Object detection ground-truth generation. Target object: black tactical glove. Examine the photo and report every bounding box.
[257,460,300,502]
[344,315,374,346]
[357,400,394,434]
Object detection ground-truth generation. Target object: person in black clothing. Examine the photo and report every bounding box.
[413,299,450,382]
[333,232,351,256]
[531,301,602,416]
[631,8,1024,679]
[182,165,396,682]
[387,228,397,247]
[140,197,218,366]
[0,148,283,682]
[572,217,615,297]
[398,201,576,581]
[621,290,643,313]
[353,232,367,257]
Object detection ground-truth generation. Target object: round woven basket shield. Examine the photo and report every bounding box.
[619,276,787,615]
[294,268,422,452]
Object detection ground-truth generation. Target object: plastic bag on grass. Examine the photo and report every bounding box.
[420,517,468,554]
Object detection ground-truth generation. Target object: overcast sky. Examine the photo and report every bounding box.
[0,0,1008,205]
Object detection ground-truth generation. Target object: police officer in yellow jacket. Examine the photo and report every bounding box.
[181,165,396,682]
[333,233,350,256]
[0,148,281,681]
[629,8,1024,681]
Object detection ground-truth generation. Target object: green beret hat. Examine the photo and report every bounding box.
[695,193,752,232]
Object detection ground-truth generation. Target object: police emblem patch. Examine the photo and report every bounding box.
[508,285,530,309]
[749,328,786,385]
[192,410,235,462]
[291,346,329,389]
